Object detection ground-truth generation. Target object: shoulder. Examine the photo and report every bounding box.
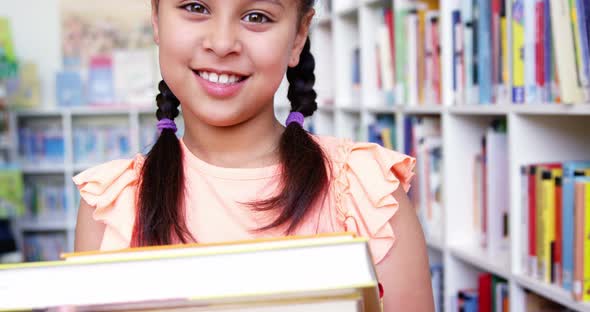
[313,134,415,192]
[312,135,416,264]
[72,154,145,247]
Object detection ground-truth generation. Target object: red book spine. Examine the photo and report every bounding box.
[478,273,492,312]
[384,9,395,74]
[492,0,501,101]
[535,1,545,92]
[529,166,537,265]
[482,137,488,247]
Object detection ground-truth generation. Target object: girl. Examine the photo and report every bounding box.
[74,0,434,310]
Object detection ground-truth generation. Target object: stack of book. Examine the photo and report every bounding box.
[0,233,383,311]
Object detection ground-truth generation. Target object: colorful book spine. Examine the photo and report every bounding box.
[478,0,492,104]
[452,10,465,105]
[535,0,546,102]
[512,0,526,103]
[584,179,590,301]
[550,0,584,103]
[554,175,563,285]
[521,166,530,275]
[463,0,475,105]
[544,0,553,102]
[500,0,510,102]
[574,0,590,100]
[562,162,590,291]
[529,165,538,277]
[573,177,589,301]
[525,0,538,103]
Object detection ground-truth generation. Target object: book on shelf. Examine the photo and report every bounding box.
[473,119,509,254]
[0,233,382,311]
[430,264,443,312]
[452,274,509,312]
[520,161,590,302]
[0,166,25,218]
[403,116,443,241]
[368,115,396,150]
[443,0,590,105]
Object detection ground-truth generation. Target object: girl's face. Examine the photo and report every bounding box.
[152,0,313,127]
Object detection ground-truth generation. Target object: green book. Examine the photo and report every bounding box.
[0,166,25,218]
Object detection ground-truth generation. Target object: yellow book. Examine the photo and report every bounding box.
[500,11,509,100]
[540,170,554,283]
[512,0,525,103]
[380,128,393,150]
[584,181,590,301]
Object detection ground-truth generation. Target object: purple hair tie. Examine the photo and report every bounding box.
[157,118,178,133]
[286,112,304,127]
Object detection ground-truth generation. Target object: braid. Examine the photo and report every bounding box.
[156,80,181,122]
[132,80,193,246]
[254,36,330,234]
[286,37,317,117]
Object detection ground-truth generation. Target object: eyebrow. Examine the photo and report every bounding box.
[254,0,284,8]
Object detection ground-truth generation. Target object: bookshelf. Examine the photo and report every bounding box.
[2,0,590,311]
[308,1,590,311]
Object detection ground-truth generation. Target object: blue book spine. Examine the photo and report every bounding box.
[452,10,462,99]
[478,0,493,104]
[576,0,590,95]
[463,0,475,104]
[525,0,537,103]
[562,161,590,291]
[543,0,552,102]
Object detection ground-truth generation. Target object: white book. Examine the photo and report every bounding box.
[0,234,381,311]
[485,128,509,255]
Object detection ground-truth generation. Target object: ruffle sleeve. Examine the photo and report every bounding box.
[331,140,415,264]
[72,154,144,249]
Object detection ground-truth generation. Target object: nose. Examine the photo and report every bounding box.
[202,18,242,57]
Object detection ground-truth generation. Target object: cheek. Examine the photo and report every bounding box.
[247,31,293,90]
[157,19,196,85]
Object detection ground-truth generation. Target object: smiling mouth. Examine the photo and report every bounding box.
[194,70,250,85]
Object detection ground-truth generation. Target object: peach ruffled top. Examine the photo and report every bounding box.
[73,135,415,264]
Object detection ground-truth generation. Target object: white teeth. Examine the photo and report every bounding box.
[208,72,219,83]
[199,71,244,85]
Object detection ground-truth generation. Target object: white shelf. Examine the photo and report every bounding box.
[449,245,511,280]
[17,219,75,232]
[402,105,444,115]
[425,235,444,252]
[511,103,590,116]
[318,105,336,113]
[514,275,590,312]
[448,105,510,116]
[366,105,398,114]
[22,163,66,174]
[339,105,362,114]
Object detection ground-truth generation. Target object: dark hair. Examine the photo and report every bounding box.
[133,0,326,246]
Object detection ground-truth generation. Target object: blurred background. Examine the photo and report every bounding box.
[1,0,590,311]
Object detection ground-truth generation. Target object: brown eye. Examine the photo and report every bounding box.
[243,12,270,24]
[182,3,209,14]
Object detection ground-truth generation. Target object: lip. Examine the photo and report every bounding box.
[194,71,249,99]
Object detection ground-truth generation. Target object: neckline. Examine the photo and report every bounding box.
[179,137,281,180]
